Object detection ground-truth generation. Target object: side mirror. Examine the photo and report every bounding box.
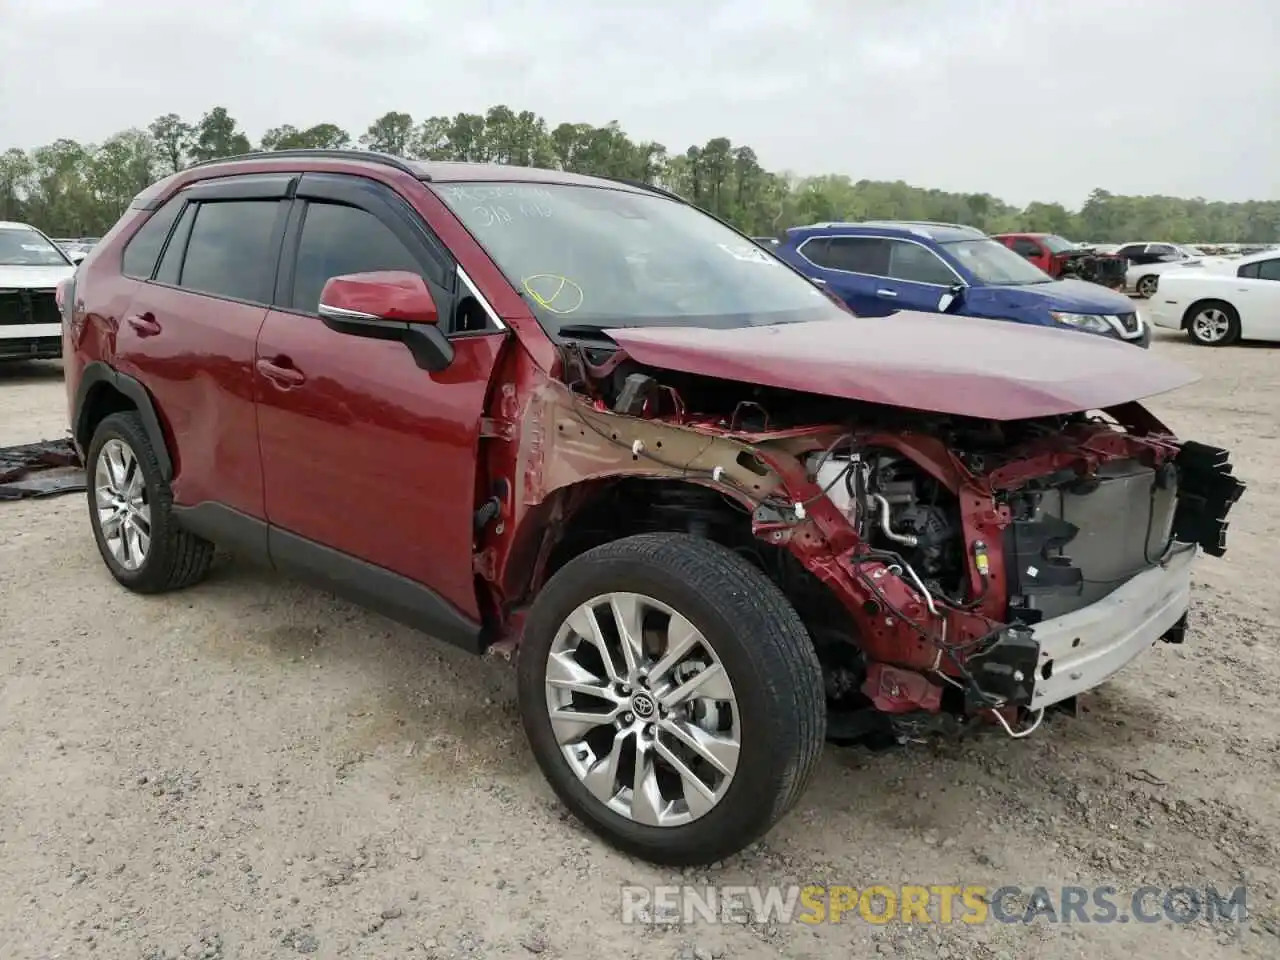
[317,271,453,372]
[937,284,964,313]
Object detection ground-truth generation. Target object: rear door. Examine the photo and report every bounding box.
[793,236,894,315]
[254,172,507,622]
[115,174,292,517]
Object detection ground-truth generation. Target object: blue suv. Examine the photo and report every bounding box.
[774,220,1150,347]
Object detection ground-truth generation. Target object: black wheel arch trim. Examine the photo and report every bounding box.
[74,361,174,481]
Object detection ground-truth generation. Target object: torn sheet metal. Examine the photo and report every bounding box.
[0,438,86,500]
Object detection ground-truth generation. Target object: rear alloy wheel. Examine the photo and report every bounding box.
[517,533,825,865]
[1135,274,1159,298]
[87,411,214,593]
[1185,301,1240,347]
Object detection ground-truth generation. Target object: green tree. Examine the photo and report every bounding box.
[188,107,252,162]
[361,112,415,155]
[4,103,1278,243]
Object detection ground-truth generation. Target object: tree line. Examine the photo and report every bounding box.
[2,104,1277,244]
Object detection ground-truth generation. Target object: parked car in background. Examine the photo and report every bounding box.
[1148,249,1280,345]
[991,232,1126,290]
[0,220,77,361]
[63,150,1242,865]
[775,220,1149,346]
[1113,242,1226,298]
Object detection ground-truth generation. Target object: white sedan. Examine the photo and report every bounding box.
[1112,242,1234,298]
[1148,250,1280,345]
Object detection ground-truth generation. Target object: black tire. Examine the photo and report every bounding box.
[86,411,214,593]
[516,532,826,866]
[1135,274,1159,298]
[1183,299,1241,347]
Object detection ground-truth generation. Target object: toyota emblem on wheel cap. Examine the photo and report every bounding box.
[630,693,657,719]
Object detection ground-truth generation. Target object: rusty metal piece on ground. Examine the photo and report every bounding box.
[0,437,85,501]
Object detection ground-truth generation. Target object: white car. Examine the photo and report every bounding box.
[1113,242,1234,298]
[1148,249,1280,346]
[0,221,77,362]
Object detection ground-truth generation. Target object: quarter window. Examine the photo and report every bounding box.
[176,200,284,303]
[121,196,184,279]
[289,202,424,314]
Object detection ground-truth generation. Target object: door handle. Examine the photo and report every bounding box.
[127,313,162,337]
[875,288,899,298]
[810,277,828,286]
[256,358,306,387]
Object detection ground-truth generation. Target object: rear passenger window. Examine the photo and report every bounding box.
[289,202,425,314]
[804,237,891,275]
[154,203,195,286]
[177,201,283,303]
[121,196,184,279]
[1256,258,1280,282]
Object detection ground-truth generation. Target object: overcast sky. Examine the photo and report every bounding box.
[1,0,1275,207]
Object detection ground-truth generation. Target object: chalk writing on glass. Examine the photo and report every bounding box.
[472,205,513,228]
[440,184,555,206]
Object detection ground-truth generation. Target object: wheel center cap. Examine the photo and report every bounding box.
[630,693,657,720]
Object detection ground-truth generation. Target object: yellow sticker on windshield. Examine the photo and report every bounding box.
[521,274,584,315]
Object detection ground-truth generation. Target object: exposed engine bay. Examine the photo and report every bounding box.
[1055,249,1127,289]
[492,341,1245,745]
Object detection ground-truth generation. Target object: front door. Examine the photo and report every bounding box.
[253,173,506,622]
[877,239,963,313]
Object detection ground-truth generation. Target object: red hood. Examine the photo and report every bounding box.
[605,312,1197,421]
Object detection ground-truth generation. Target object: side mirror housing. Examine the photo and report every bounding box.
[318,270,440,325]
[937,284,964,313]
[317,271,453,372]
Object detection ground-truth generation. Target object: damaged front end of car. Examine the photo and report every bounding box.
[475,316,1245,745]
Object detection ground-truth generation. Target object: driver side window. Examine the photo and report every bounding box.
[289,202,424,314]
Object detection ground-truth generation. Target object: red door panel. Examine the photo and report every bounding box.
[115,283,267,515]
[254,310,506,619]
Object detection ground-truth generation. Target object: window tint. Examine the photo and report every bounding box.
[1010,238,1041,257]
[290,202,424,313]
[121,196,183,279]
[1148,244,1176,257]
[154,202,195,286]
[1116,245,1144,258]
[1256,258,1280,282]
[888,241,957,285]
[805,236,891,275]
[177,200,283,302]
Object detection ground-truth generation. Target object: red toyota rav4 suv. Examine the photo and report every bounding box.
[63,150,1241,866]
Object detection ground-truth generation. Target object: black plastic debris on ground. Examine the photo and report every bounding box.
[0,438,85,501]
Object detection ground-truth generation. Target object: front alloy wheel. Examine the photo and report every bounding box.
[545,592,740,827]
[94,438,152,570]
[517,533,826,866]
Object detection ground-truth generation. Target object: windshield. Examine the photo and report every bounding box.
[1041,235,1076,254]
[942,238,1054,285]
[435,182,841,336]
[0,227,70,267]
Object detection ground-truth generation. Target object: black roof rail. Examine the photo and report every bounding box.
[185,148,428,180]
[597,176,686,203]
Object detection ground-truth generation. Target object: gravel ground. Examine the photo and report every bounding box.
[1,328,1277,960]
